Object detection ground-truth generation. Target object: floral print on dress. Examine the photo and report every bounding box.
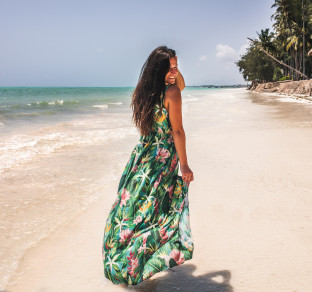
[102,85,194,285]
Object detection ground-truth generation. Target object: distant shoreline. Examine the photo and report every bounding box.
[189,84,247,88]
[0,85,247,89]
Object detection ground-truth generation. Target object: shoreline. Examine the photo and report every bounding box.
[4,88,312,291]
[249,79,312,102]
[250,90,312,105]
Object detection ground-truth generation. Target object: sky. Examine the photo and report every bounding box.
[0,0,275,86]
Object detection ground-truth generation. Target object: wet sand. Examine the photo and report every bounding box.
[5,89,312,291]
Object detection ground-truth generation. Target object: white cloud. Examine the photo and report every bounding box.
[199,55,208,62]
[216,44,236,63]
[238,42,249,56]
[216,42,249,64]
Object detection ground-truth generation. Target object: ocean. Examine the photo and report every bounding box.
[0,87,138,173]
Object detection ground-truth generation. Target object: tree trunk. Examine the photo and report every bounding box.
[248,38,309,80]
[295,50,298,81]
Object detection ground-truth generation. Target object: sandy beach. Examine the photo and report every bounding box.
[4,88,312,292]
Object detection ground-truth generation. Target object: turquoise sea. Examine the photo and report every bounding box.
[0,87,134,130]
[0,87,135,172]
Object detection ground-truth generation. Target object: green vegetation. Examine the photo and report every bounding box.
[236,0,312,83]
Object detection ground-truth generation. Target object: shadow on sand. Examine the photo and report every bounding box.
[127,264,233,292]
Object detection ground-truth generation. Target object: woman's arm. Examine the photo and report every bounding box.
[175,56,185,92]
[165,85,194,183]
[175,71,185,92]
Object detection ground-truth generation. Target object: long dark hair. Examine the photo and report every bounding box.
[131,46,176,136]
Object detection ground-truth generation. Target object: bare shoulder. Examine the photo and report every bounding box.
[165,85,181,103]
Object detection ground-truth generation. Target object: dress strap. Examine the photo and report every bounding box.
[165,84,171,94]
[162,84,172,107]
[160,85,169,108]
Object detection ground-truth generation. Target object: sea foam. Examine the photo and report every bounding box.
[92,104,108,110]
[0,118,138,173]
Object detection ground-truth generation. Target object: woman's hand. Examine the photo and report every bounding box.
[175,71,185,92]
[180,164,194,183]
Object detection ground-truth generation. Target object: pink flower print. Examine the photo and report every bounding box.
[169,153,178,171]
[169,249,185,265]
[131,165,139,173]
[164,184,174,200]
[167,135,173,144]
[120,188,131,207]
[178,201,185,213]
[119,228,133,244]
[156,148,170,163]
[159,226,169,244]
[138,231,150,255]
[127,251,139,277]
[133,215,142,225]
[154,174,162,188]
[157,127,164,134]
[153,199,160,216]
[168,185,174,199]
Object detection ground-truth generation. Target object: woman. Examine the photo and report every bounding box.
[102,46,194,286]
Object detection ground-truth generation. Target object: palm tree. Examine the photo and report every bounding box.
[302,0,305,75]
[236,0,312,82]
[256,28,276,55]
[271,0,312,79]
[271,0,294,77]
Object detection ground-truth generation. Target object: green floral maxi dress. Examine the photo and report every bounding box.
[102,86,194,285]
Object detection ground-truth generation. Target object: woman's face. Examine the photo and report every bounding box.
[165,57,178,85]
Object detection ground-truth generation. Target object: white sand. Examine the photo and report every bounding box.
[6,88,312,291]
